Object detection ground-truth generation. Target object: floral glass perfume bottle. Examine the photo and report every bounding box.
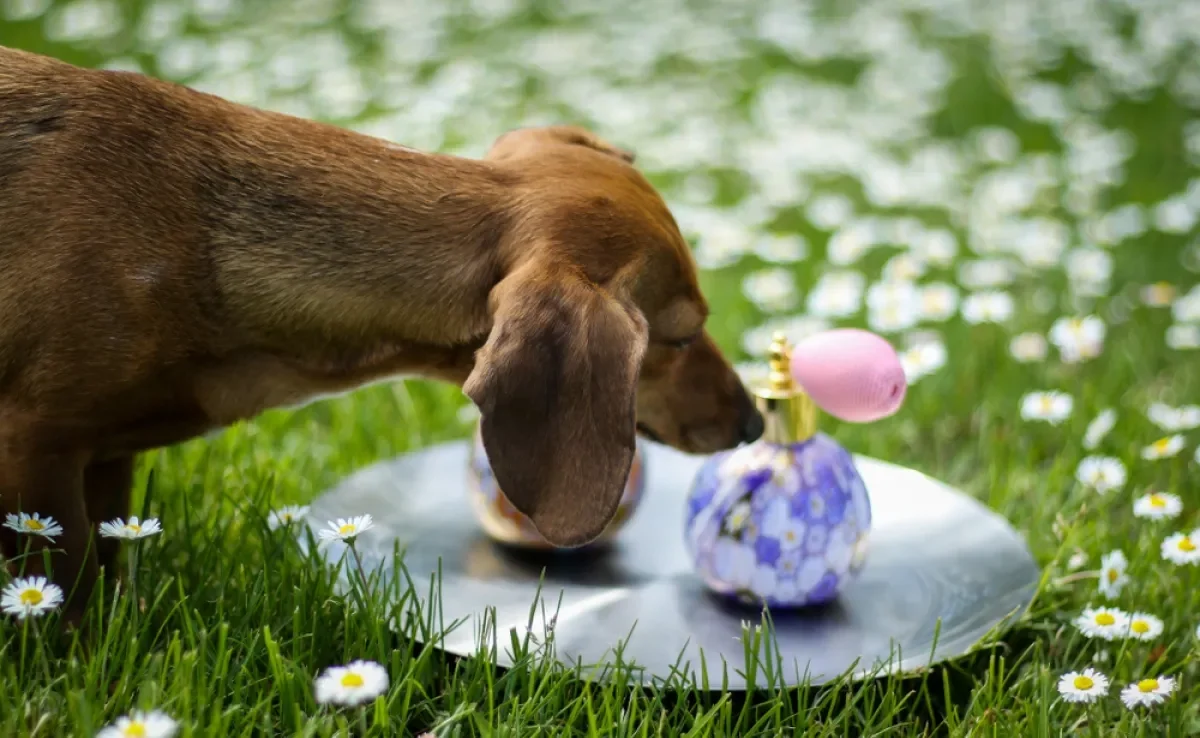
[684,333,872,608]
[466,423,648,549]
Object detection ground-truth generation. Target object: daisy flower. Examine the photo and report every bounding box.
[1074,605,1130,641]
[0,576,63,620]
[1075,456,1126,494]
[267,504,310,530]
[1082,408,1116,449]
[1161,530,1200,565]
[1057,667,1109,703]
[3,512,63,541]
[742,268,799,314]
[1141,281,1176,307]
[98,516,163,540]
[1020,391,1073,424]
[317,514,375,545]
[1167,324,1200,349]
[960,290,1015,324]
[899,339,947,383]
[917,283,959,322]
[1097,549,1128,599]
[1133,491,1182,520]
[1125,612,1164,641]
[1049,315,1106,361]
[1009,332,1048,363]
[314,659,390,706]
[96,710,179,738]
[1147,403,1200,432]
[1142,435,1185,460]
[1120,675,1176,709]
[806,270,865,318]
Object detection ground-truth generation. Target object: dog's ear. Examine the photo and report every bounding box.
[463,261,648,547]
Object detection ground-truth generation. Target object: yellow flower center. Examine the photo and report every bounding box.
[1040,396,1054,413]
[1094,613,1115,626]
[784,531,796,542]
[1153,438,1172,453]
[19,589,43,606]
[1137,678,1159,693]
[1073,675,1094,690]
[1179,537,1196,552]
[123,723,146,738]
[126,524,141,534]
[1149,495,1167,508]
[338,524,357,536]
[1132,620,1150,634]
[341,673,365,688]
[1106,569,1119,582]
[1149,283,1174,303]
[25,519,44,531]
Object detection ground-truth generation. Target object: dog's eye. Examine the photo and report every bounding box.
[666,335,699,350]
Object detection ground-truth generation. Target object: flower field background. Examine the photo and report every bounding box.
[2,0,1200,734]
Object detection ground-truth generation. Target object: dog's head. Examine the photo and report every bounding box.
[463,125,763,547]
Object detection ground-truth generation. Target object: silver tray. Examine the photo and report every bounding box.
[301,440,1039,689]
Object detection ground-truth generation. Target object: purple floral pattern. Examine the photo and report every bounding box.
[684,433,871,608]
[467,424,647,548]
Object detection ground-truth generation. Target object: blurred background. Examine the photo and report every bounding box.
[2,0,1197,507]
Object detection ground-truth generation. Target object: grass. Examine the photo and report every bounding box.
[3,0,1200,734]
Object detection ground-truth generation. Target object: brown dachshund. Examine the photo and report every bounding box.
[0,45,763,619]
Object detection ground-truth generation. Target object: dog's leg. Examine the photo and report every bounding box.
[83,455,135,584]
[0,448,97,624]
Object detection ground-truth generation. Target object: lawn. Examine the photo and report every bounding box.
[3,0,1200,735]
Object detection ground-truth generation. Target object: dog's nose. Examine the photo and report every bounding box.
[739,406,765,444]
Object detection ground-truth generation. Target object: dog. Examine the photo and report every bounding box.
[0,45,764,620]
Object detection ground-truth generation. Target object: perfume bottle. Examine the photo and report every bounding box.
[466,422,648,549]
[683,332,884,609]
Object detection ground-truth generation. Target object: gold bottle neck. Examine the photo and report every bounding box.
[752,332,820,445]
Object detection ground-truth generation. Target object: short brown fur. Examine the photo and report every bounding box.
[0,45,762,621]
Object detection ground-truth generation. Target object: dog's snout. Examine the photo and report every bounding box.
[739,405,765,444]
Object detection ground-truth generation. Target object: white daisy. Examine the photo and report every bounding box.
[900,339,947,383]
[1133,491,1183,521]
[1141,282,1176,307]
[1049,315,1106,362]
[1009,332,1049,363]
[1147,404,1200,432]
[1161,530,1200,565]
[742,268,799,314]
[1125,612,1165,642]
[3,512,64,541]
[917,283,959,322]
[1119,676,1176,709]
[867,299,920,333]
[1142,435,1185,460]
[1097,549,1128,599]
[314,659,390,707]
[1067,550,1089,571]
[1073,605,1131,641]
[960,290,1015,324]
[1167,324,1200,350]
[1075,456,1126,494]
[0,576,63,620]
[806,270,865,318]
[1057,667,1109,703]
[957,259,1016,289]
[267,504,310,530]
[98,516,163,540]
[96,710,179,738]
[1020,391,1073,424]
[317,514,375,545]
[1082,409,1117,449]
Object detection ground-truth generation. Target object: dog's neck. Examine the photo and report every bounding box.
[197,107,517,352]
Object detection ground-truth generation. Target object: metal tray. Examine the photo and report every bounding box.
[301,440,1039,689]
